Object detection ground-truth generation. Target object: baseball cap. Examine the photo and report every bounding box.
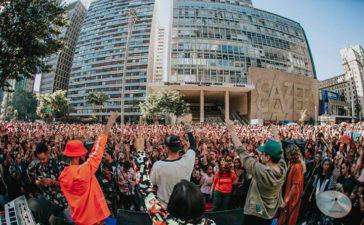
[165,135,183,152]
[258,139,282,159]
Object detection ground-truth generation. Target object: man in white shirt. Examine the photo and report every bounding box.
[150,123,196,205]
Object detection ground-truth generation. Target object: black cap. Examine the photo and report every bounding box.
[165,135,183,152]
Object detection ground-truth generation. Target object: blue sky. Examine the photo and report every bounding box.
[65,0,364,81]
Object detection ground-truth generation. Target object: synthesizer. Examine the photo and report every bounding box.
[1,196,36,225]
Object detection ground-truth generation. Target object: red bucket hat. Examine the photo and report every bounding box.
[63,140,88,157]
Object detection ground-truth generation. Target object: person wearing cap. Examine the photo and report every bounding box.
[150,121,197,205]
[226,121,286,225]
[58,112,118,225]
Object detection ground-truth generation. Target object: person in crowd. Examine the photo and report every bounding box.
[305,152,322,181]
[278,144,305,225]
[116,160,136,210]
[191,156,203,187]
[118,150,128,167]
[202,147,219,172]
[227,122,286,225]
[28,142,70,225]
[133,130,216,225]
[343,180,364,225]
[200,165,214,204]
[307,159,334,224]
[103,150,118,175]
[333,161,357,225]
[228,158,246,209]
[336,161,357,196]
[150,120,196,205]
[58,112,118,225]
[8,152,27,200]
[0,164,8,211]
[211,157,236,211]
[333,152,345,182]
[97,161,118,217]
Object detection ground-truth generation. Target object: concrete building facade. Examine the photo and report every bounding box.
[153,27,166,82]
[149,0,316,123]
[67,0,156,119]
[319,74,352,103]
[40,1,87,94]
[340,45,364,118]
[249,67,318,122]
[318,90,351,123]
[319,45,364,119]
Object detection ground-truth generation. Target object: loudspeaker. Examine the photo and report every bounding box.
[117,209,152,225]
[205,208,244,225]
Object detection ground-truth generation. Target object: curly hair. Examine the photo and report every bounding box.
[286,144,306,173]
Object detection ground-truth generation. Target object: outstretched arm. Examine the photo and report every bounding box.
[134,131,168,225]
[82,112,118,174]
[226,120,267,181]
[183,123,196,152]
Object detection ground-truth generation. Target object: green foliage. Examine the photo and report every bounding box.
[86,91,109,114]
[139,93,159,119]
[12,89,38,121]
[37,90,70,120]
[0,0,67,91]
[140,90,190,121]
[5,106,14,120]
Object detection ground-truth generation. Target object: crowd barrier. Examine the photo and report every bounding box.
[117,208,245,225]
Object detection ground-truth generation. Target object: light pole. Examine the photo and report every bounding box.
[120,9,138,125]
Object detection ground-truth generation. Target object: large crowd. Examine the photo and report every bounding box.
[0,119,363,225]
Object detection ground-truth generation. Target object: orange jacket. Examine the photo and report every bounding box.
[58,134,110,225]
[213,169,237,193]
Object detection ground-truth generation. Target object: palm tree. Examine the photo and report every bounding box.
[86,92,98,118]
[86,92,109,121]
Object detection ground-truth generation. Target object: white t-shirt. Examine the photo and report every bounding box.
[150,149,195,205]
[200,173,214,194]
[358,169,364,183]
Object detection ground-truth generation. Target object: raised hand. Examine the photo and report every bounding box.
[135,129,145,152]
[103,112,118,136]
[226,120,235,132]
[270,124,280,142]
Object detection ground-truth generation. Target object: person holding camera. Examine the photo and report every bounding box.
[210,157,237,211]
[26,142,72,225]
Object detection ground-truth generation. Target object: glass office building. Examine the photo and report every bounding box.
[167,0,315,83]
[40,1,87,94]
[149,0,316,123]
[67,0,155,119]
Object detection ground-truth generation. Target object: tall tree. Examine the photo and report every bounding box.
[86,92,109,121]
[86,92,98,118]
[0,0,67,90]
[37,90,69,121]
[139,93,160,122]
[140,90,190,123]
[12,89,38,121]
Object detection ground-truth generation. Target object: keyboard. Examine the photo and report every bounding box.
[4,196,36,225]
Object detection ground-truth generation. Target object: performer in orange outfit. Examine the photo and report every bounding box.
[58,112,118,225]
[278,144,305,225]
